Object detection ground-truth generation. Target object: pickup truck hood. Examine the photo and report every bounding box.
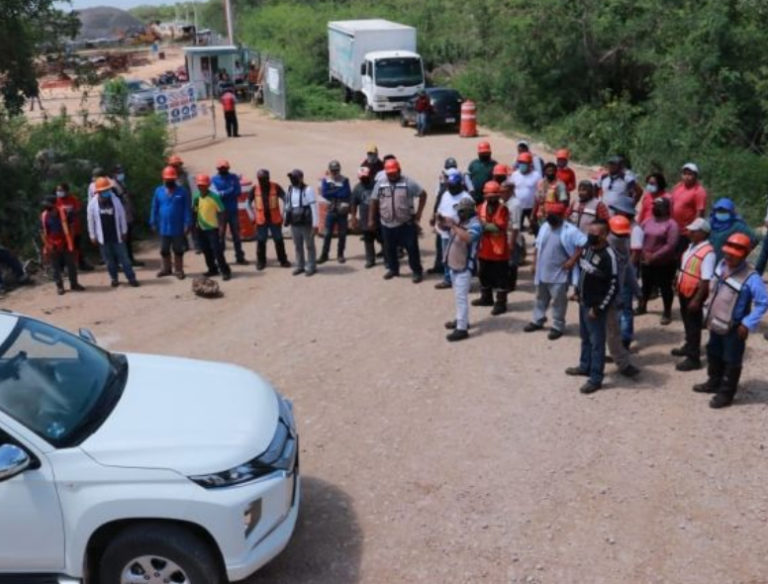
[80,353,279,476]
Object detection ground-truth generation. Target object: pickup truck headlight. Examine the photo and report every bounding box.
[190,398,297,489]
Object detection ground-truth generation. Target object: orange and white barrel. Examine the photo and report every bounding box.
[460,100,478,138]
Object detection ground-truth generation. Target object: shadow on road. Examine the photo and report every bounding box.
[246,476,363,584]
[735,378,768,406]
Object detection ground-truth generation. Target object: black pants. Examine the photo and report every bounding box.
[479,259,509,292]
[321,211,348,259]
[199,229,230,275]
[679,293,704,361]
[160,235,186,256]
[382,222,422,276]
[641,262,676,315]
[224,111,239,137]
[432,233,444,271]
[363,230,377,264]
[50,248,77,288]
[522,208,538,235]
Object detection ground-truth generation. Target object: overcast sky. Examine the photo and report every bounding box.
[57,0,178,10]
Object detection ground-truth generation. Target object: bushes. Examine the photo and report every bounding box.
[0,111,170,257]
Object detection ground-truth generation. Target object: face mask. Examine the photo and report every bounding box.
[587,233,600,246]
[100,190,112,199]
[493,175,506,184]
[289,177,301,187]
[218,169,228,176]
[447,183,463,195]
[56,190,66,198]
[457,209,473,222]
[479,153,491,162]
[557,160,567,168]
[578,190,591,201]
[519,163,530,173]
[199,189,208,197]
[367,154,377,163]
[645,183,658,194]
[165,180,176,189]
[116,173,125,183]
[545,172,556,181]
[546,214,562,227]
[714,211,731,222]
[652,208,664,218]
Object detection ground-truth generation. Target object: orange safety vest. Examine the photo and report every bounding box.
[253,182,283,226]
[677,242,714,298]
[41,207,74,252]
[477,201,510,261]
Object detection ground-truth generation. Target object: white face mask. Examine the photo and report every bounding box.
[56,190,66,198]
[645,183,658,194]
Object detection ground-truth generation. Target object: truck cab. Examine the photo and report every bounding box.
[360,50,424,113]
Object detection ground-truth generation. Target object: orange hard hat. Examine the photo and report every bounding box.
[492,163,509,177]
[94,177,112,192]
[215,159,230,170]
[544,201,567,217]
[483,181,502,197]
[477,141,492,154]
[517,152,533,164]
[609,215,631,236]
[384,159,401,173]
[555,149,570,160]
[168,154,183,166]
[722,232,752,258]
[195,173,211,187]
[162,166,178,181]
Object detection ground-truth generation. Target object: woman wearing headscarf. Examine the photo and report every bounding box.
[708,198,757,263]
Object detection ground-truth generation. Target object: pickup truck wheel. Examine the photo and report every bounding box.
[399,115,408,127]
[98,523,222,584]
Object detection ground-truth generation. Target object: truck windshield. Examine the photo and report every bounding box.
[0,318,126,448]
[375,58,423,88]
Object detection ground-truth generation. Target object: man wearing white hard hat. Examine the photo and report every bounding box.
[671,162,708,251]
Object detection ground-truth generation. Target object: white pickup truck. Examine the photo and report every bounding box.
[0,311,299,584]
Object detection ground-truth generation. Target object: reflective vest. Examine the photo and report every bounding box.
[445,218,479,273]
[377,180,412,226]
[41,207,74,252]
[704,263,752,335]
[477,202,510,261]
[677,242,714,298]
[253,182,282,226]
[568,198,600,233]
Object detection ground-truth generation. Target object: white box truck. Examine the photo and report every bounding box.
[328,19,425,113]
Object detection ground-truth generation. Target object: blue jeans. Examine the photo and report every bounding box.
[450,269,472,330]
[320,211,348,259]
[382,222,422,276]
[756,236,768,276]
[579,304,608,386]
[220,207,245,262]
[440,233,451,283]
[256,223,283,242]
[417,112,429,135]
[0,248,24,288]
[100,241,136,282]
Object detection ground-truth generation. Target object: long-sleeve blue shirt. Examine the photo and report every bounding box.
[321,176,351,201]
[150,185,192,236]
[211,172,241,212]
[712,260,768,332]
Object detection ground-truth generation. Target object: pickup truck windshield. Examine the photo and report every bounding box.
[375,58,423,88]
[0,318,125,448]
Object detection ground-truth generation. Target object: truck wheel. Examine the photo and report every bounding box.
[98,523,222,584]
[342,87,353,103]
[400,114,408,127]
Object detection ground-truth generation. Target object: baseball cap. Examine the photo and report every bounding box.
[517,140,529,148]
[608,196,637,217]
[686,217,711,233]
[445,168,462,185]
[682,162,699,174]
[328,160,341,172]
[366,143,378,154]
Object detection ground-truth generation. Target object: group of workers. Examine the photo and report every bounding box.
[17,141,768,410]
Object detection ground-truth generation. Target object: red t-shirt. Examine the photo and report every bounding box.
[220,92,236,112]
[55,195,82,233]
[556,167,576,192]
[670,182,707,229]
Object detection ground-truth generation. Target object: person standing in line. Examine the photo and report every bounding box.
[350,166,379,268]
[220,86,239,137]
[41,195,84,295]
[192,173,231,280]
[211,159,246,265]
[515,141,544,176]
[532,162,569,223]
[565,219,619,394]
[568,180,609,235]
[429,157,475,275]
[672,218,715,371]
[525,201,586,340]
[433,169,473,289]
[54,182,93,272]
[110,165,144,266]
[509,151,542,234]
[284,169,319,277]
[318,160,352,265]
[168,155,190,192]
[86,178,139,288]
[609,197,643,349]
[637,197,679,324]
[369,159,427,283]
[503,178,524,292]
[693,233,768,408]
[637,172,670,224]
[474,181,511,315]
[670,162,707,251]
[708,197,757,263]
[599,155,638,211]
[150,166,193,279]
[443,198,483,342]
[555,149,576,193]
[360,143,384,177]
[467,141,496,204]
[605,215,640,377]
[251,169,291,270]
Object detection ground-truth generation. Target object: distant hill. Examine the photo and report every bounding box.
[75,6,145,41]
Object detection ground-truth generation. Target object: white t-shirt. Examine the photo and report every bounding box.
[436,190,472,236]
[510,170,541,210]
[681,240,715,280]
[506,196,523,232]
[286,185,319,228]
[630,223,644,251]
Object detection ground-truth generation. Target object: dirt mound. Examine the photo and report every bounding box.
[74,6,144,41]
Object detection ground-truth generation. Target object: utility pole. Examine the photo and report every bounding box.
[224,0,234,46]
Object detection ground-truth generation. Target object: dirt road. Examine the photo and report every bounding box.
[8,59,768,584]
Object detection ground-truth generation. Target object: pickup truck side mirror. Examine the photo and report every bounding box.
[79,328,97,344]
[0,444,31,482]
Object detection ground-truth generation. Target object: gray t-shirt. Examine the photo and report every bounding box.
[538,226,570,284]
[371,176,423,228]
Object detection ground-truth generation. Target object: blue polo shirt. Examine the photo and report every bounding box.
[712,260,768,332]
[150,185,192,236]
[211,172,241,213]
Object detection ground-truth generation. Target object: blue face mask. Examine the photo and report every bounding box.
[519,163,530,173]
[100,190,112,199]
[645,184,658,194]
[714,211,731,222]
[116,173,125,182]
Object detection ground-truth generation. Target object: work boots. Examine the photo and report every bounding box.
[156,255,172,277]
[173,254,185,280]
[256,241,267,271]
[275,239,291,268]
[692,355,725,394]
[710,366,742,409]
[472,288,494,307]
[491,291,508,316]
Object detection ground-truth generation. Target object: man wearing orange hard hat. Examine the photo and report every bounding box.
[150,165,193,279]
[555,148,576,193]
[693,232,768,408]
[467,141,497,204]
[211,159,247,265]
[192,173,231,281]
